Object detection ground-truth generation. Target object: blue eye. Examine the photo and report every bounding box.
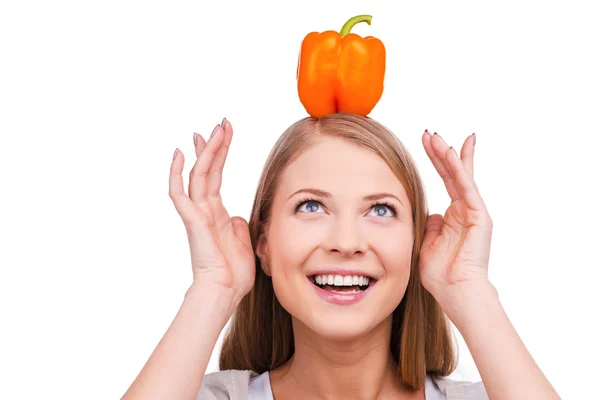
[294,197,398,218]
[370,202,397,217]
[296,199,321,213]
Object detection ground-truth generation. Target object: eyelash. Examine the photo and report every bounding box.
[293,196,399,218]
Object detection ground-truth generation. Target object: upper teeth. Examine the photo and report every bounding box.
[314,275,370,286]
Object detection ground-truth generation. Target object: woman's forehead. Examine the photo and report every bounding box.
[277,143,409,206]
[286,138,392,175]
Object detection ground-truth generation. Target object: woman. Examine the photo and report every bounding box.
[122,114,560,399]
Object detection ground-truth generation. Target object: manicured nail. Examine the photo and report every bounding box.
[424,129,430,135]
[193,132,199,147]
[173,148,178,160]
[222,117,227,127]
[211,124,220,138]
[433,132,438,136]
[472,133,476,146]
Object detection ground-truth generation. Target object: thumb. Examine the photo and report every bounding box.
[231,217,253,252]
[422,213,444,250]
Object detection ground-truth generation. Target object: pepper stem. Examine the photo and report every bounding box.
[340,15,373,37]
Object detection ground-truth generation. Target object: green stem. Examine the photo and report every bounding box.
[340,15,372,37]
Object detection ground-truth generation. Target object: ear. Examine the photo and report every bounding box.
[256,234,272,276]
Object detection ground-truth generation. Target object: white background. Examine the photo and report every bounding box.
[1,1,598,398]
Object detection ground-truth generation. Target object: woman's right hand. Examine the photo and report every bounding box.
[169,118,256,304]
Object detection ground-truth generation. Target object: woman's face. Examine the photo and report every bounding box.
[258,137,414,341]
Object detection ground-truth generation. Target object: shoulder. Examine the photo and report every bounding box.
[431,375,489,400]
[196,370,488,400]
[197,370,258,400]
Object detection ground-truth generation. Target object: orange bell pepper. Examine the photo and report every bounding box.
[296,15,386,118]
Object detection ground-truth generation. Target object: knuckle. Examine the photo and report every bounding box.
[207,193,222,201]
[189,166,207,179]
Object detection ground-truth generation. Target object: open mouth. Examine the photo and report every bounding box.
[308,274,374,295]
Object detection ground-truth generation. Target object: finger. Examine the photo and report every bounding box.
[189,123,225,204]
[231,216,253,252]
[445,146,489,213]
[422,131,461,202]
[460,134,475,179]
[194,131,207,158]
[421,213,444,251]
[430,133,469,201]
[169,149,197,224]
[207,118,233,197]
[206,118,235,230]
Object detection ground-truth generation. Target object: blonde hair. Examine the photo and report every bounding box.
[219,113,456,390]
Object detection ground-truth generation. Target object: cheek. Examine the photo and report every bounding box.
[374,228,415,306]
[267,224,312,292]
[389,239,414,273]
[270,220,322,274]
[376,225,414,267]
[267,221,323,315]
[382,230,414,299]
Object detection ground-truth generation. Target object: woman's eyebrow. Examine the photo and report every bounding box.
[287,188,404,208]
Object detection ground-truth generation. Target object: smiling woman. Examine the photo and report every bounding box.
[217,114,462,397]
[122,113,559,400]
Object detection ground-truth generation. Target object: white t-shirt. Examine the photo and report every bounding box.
[248,371,446,400]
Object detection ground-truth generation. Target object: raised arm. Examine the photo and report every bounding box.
[121,283,237,400]
[419,130,560,399]
[121,119,256,400]
[440,281,559,399]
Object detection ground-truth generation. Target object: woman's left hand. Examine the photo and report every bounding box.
[419,130,494,305]
[418,132,561,400]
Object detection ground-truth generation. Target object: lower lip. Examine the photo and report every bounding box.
[308,278,377,305]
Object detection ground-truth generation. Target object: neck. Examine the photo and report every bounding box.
[270,316,422,399]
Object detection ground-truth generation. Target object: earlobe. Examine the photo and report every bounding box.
[261,261,272,277]
[257,235,272,276]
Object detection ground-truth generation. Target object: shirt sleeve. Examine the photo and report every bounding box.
[197,370,254,400]
[432,376,489,400]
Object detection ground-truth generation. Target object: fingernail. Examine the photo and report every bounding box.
[193,132,198,147]
[211,124,220,138]
[173,148,178,160]
[424,129,430,135]
[472,133,476,146]
[222,117,227,127]
[433,132,438,136]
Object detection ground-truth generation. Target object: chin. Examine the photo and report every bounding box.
[274,275,404,343]
[303,313,381,342]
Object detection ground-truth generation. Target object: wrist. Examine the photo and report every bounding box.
[184,281,240,322]
[434,280,500,328]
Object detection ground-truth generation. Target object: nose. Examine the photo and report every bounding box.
[326,214,368,257]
